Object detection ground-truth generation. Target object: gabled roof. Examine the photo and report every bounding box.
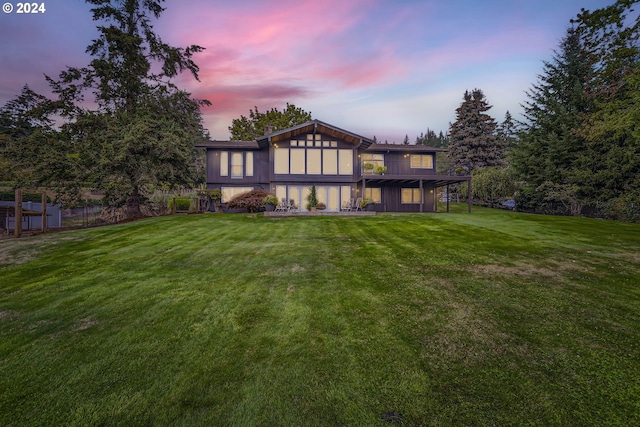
[256,119,375,149]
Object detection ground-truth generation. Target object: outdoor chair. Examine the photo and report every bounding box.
[341,200,352,211]
[353,198,362,211]
[275,199,287,212]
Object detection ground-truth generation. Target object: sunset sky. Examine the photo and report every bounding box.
[0,0,613,142]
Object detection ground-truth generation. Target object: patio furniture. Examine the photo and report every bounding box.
[353,198,363,211]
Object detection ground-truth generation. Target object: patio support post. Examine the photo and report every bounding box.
[446,184,450,213]
[419,180,423,213]
[467,179,472,213]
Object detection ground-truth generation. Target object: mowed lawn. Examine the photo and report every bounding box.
[1,207,639,426]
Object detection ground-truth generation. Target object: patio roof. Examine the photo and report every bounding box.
[359,174,471,187]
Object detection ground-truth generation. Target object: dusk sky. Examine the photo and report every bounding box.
[0,0,613,142]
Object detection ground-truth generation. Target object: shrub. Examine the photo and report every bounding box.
[262,194,279,206]
[306,185,318,210]
[227,189,270,212]
[169,198,192,212]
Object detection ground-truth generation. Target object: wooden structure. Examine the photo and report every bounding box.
[0,190,49,238]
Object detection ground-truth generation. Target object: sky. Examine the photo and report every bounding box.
[0,0,614,142]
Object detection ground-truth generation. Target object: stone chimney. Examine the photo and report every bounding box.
[264,123,272,135]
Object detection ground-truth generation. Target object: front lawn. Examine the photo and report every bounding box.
[1,208,639,425]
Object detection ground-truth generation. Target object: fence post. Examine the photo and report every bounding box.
[41,192,47,233]
[15,189,22,238]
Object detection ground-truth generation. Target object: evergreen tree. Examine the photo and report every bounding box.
[512,26,596,215]
[403,134,410,145]
[448,88,503,173]
[497,111,518,151]
[513,28,593,189]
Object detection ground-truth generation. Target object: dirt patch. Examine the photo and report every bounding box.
[0,234,82,265]
[0,310,19,321]
[464,260,589,280]
[73,317,98,331]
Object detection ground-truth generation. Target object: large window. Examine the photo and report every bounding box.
[290,149,305,174]
[401,188,422,204]
[273,134,352,175]
[274,148,289,174]
[231,152,243,178]
[338,149,353,175]
[221,151,251,178]
[410,154,433,169]
[364,188,381,203]
[307,149,321,175]
[323,149,337,175]
[221,187,253,202]
[361,153,384,175]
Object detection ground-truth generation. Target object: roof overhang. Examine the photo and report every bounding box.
[365,144,446,153]
[195,140,260,150]
[256,119,374,149]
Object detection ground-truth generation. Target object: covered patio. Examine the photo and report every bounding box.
[359,174,472,213]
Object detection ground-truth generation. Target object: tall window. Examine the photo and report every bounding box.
[231,152,243,178]
[274,148,289,174]
[323,149,337,175]
[410,154,433,169]
[246,152,253,176]
[220,151,228,176]
[401,188,422,204]
[290,149,305,174]
[338,149,353,175]
[307,149,321,175]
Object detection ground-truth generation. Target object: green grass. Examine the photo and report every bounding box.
[1,207,639,426]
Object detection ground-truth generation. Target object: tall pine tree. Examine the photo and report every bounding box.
[448,88,503,173]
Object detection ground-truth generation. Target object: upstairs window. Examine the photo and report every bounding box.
[231,152,243,178]
[410,154,434,169]
[220,151,228,176]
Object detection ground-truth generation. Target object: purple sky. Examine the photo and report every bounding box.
[0,0,613,142]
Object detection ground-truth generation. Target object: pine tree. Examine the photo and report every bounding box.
[497,111,518,151]
[447,88,503,173]
[512,27,594,214]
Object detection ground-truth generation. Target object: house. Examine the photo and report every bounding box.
[196,120,471,213]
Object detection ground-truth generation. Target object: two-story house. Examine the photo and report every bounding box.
[197,120,471,213]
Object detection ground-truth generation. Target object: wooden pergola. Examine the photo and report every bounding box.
[1,190,49,238]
